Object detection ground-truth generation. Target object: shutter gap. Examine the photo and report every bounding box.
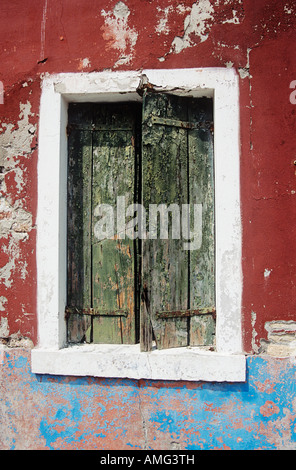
[90,106,94,343]
[186,102,191,346]
[134,105,142,344]
[120,317,123,344]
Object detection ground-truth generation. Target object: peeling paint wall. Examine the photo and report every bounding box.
[261,321,296,357]
[0,0,296,450]
[1,349,296,450]
[0,96,37,345]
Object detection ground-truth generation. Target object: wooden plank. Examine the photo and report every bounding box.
[91,104,139,344]
[67,126,92,343]
[92,316,123,344]
[188,97,215,347]
[92,238,135,343]
[140,284,153,352]
[67,313,92,344]
[142,92,189,350]
[189,314,215,347]
[67,102,93,130]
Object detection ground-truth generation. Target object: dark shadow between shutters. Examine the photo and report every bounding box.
[66,95,215,351]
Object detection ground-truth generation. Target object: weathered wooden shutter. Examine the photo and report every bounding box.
[67,97,215,350]
[66,103,140,344]
[141,92,215,351]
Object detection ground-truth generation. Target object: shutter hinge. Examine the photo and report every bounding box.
[151,116,214,132]
[65,306,128,318]
[156,307,216,320]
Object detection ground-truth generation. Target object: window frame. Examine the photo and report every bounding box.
[32,68,245,382]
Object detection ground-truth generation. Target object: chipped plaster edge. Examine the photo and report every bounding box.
[34,68,244,381]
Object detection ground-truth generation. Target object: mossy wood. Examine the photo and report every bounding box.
[67,103,140,344]
[141,92,215,350]
[67,97,215,350]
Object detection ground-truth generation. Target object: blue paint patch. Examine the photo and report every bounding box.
[39,418,61,450]
[144,356,296,450]
[6,353,29,371]
[150,410,188,436]
[2,351,296,450]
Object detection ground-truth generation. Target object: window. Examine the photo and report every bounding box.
[32,69,245,381]
[66,94,215,352]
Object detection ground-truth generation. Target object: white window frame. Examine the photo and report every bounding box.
[31,68,245,382]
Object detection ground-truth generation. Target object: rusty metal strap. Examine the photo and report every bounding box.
[156,307,216,319]
[67,123,134,134]
[151,116,214,131]
[65,306,128,318]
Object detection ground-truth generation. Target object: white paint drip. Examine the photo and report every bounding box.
[101,2,138,66]
[170,0,215,54]
[222,9,240,24]
[161,1,242,61]
[0,317,9,337]
[0,236,25,288]
[264,268,272,279]
[251,311,259,353]
[225,61,234,68]
[40,0,48,61]
[238,47,251,79]
[81,58,90,68]
[284,5,293,14]
[0,297,7,312]
[155,6,173,35]
[0,102,36,169]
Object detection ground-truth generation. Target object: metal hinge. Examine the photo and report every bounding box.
[156,307,216,320]
[151,116,214,132]
[65,306,128,318]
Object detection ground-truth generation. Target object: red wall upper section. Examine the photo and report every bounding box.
[0,0,296,352]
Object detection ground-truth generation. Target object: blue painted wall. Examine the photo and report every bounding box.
[0,349,295,450]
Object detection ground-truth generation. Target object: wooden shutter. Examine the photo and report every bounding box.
[67,104,92,343]
[66,103,141,344]
[141,93,215,351]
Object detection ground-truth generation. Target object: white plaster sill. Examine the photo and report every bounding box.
[31,344,246,382]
